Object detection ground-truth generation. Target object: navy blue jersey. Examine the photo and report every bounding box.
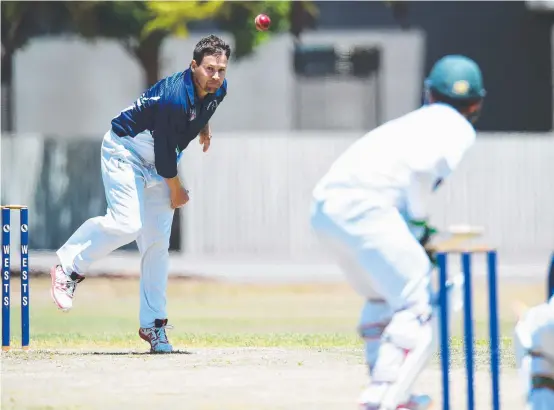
[111,68,227,178]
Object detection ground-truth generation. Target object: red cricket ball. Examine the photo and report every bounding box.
[255,14,271,31]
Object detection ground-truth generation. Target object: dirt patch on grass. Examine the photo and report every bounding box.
[1,276,539,409]
[2,347,524,410]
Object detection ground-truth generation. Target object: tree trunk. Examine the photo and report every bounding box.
[1,50,14,132]
[135,32,182,252]
[141,50,160,88]
[134,32,164,88]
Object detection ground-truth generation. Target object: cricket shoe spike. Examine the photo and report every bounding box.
[50,265,85,311]
[139,319,174,353]
[359,394,432,410]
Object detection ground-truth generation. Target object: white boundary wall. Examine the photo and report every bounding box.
[177,132,554,264]
[2,132,553,280]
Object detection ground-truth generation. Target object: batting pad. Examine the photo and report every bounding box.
[359,310,437,410]
[358,299,394,371]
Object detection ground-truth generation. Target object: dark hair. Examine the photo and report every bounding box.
[430,90,481,113]
[193,35,231,64]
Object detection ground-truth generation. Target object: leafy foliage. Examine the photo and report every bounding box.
[1,1,78,131]
[215,1,292,59]
[1,1,72,53]
[1,1,319,90]
[145,1,318,59]
[144,1,225,38]
[63,1,227,86]
[65,2,153,40]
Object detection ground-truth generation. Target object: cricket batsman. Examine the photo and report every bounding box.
[310,55,486,409]
[513,278,554,409]
[49,35,231,353]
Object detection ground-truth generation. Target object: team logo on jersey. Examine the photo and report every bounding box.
[452,80,470,96]
[207,101,218,111]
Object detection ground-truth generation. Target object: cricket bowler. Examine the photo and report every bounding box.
[50,35,231,353]
[310,55,486,409]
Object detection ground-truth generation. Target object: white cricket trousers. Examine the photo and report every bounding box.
[310,200,433,309]
[310,199,436,406]
[57,130,175,328]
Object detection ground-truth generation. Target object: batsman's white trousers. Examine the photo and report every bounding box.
[57,130,174,328]
[310,199,435,406]
[310,200,433,310]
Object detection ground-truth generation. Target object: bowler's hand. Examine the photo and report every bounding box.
[199,133,211,152]
[170,186,189,209]
[164,176,190,209]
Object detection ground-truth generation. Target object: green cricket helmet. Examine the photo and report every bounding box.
[423,55,486,123]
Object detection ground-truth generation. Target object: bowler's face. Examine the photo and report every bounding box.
[192,54,228,96]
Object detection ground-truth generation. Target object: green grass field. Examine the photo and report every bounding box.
[3,275,545,356]
[1,275,546,409]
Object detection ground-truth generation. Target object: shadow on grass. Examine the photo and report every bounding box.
[13,349,194,356]
[82,350,194,356]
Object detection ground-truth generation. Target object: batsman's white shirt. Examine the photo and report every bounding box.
[312,103,476,225]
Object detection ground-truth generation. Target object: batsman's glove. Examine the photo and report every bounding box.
[410,219,438,266]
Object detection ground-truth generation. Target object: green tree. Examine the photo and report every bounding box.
[1,1,74,132]
[68,1,223,88]
[146,1,318,60]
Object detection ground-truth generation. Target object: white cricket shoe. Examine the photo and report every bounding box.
[138,319,174,353]
[397,395,433,410]
[50,265,85,311]
[360,394,432,410]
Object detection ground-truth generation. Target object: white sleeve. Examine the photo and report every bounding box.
[405,125,474,221]
[436,126,476,180]
[405,172,437,221]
